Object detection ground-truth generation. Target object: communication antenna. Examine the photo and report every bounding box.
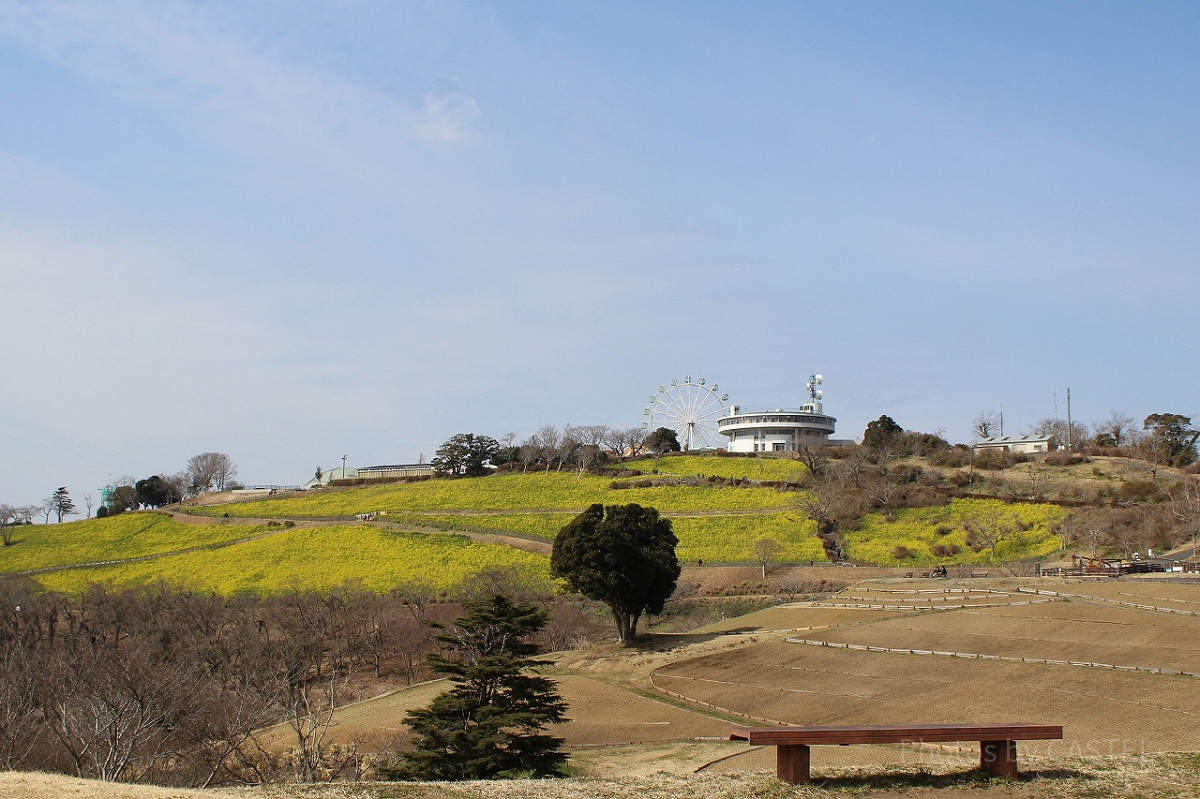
[806,374,823,403]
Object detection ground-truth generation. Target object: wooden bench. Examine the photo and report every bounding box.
[971,570,988,578]
[729,723,1063,783]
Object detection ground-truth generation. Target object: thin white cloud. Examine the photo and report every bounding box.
[414,77,481,144]
[0,1,479,185]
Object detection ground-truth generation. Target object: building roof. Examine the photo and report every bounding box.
[976,435,1054,445]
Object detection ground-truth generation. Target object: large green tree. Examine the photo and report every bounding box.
[550,504,680,644]
[861,415,903,450]
[387,595,567,780]
[643,427,681,454]
[135,475,181,508]
[1143,413,1200,467]
[432,433,500,477]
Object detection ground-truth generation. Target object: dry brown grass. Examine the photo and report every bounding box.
[6,754,1200,799]
[801,600,1200,672]
[11,577,1200,798]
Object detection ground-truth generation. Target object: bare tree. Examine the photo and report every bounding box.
[0,505,17,546]
[625,427,648,457]
[753,537,783,579]
[532,426,561,472]
[186,453,238,494]
[972,410,1000,440]
[1029,418,1090,448]
[1163,477,1200,558]
[0,643,42,769]
[964,514,1022,562]
[1056,508,1108,558]
[518,438,540,473]
[37,638,201,781]
[797,445,828,480]
[1094,410,1135,448]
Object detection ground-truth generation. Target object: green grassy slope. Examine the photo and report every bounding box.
[33,525,547,594]
[844,498,1066,566]
[186,471,796,517]
[0,512,264,573]
[1,457,1068,594]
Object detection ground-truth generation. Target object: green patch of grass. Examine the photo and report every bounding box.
[34,525,549,595]
[843,498,1066,566]
[188,472,795,518]
[671,514,825,563]
[619,454,808,482]
[391,512,577,541]
[0,512,264,574]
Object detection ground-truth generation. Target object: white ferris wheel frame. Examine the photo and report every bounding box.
[643,377,730,451]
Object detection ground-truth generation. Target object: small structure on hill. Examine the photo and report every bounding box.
[301,462,434,490]
[975,435,1056,454]
[717,375,837,453]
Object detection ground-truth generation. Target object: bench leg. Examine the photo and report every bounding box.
[777,744,811,783]
[980,739,1018,779]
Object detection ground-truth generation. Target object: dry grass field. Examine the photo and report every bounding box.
[799,600,1200,672]
[1031,579,1200,613]
[693,605,907,634]
[650,578,1200,767]
[7,577,1200,798]
[6,756,1200,799]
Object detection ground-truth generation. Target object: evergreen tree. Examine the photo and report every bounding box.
[551,503,680,643]
[385,594,567,780]
[50,487,76,523]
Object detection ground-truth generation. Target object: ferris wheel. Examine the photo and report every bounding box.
[643,377,730,451]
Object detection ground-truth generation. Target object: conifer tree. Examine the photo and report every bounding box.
[386,594,567,780]
[50,487,76,523]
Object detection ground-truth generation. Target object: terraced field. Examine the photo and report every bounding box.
[0,512,268,573]
[187,472,797,517]
[33,524,549,594]
[648,578,1200,781]
[653,638,1200,749]
[620,454,809,482]
[799,601,1200,672]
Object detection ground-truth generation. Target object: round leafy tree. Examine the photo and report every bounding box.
[386,594,567,780]
[551,503,680,644]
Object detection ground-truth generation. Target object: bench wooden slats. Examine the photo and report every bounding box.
[729,723,1063,783]
[730,722,1062,745]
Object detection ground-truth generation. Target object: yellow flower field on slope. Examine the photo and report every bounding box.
[34,525,548,594]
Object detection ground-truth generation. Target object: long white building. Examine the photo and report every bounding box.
[716,375,837,453]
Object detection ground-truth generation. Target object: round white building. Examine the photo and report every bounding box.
[716,375,837,453]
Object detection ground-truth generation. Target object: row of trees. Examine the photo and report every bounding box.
[0,488,79,542]
[99,452,240,517]
[2,453,240,532]
[431,426,681,478]
[0,578,478,785]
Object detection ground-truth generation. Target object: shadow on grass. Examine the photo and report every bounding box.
[809,766,1093,791]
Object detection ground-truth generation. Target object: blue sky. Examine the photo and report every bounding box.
[1,1,1197,506]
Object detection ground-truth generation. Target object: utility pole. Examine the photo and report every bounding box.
[1066,387,1073,450]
